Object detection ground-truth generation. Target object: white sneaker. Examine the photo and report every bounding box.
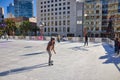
[113,53,117,57]
[115,54,120,58]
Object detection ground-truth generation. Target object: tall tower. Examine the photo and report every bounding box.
[7,3,15,18]
[0,7,4,22]
[14,0,33,18]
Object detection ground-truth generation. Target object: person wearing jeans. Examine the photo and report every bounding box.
[46,38,56,66]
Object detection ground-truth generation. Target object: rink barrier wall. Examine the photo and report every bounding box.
[4,36,115,48]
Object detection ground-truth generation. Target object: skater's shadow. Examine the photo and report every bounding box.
[69,46,88,51]
[0,63,48,76]
[0,41,12,43]
[24,46,32,48]
[99,43,120,72]
[22,51,46,56]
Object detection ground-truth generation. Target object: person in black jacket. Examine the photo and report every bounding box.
[84,34,88,46]
[114,38,119,56]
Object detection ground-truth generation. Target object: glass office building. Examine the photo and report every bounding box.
[0,7,4,22]
[7,3,15,18]
[84,0,120,38]
[14,0,33,18]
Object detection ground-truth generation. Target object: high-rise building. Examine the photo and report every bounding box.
[14,0,33,18]
[84,0,120,38]
[7,3,15,18]
[37,0,84,37]
[0,7,4,22]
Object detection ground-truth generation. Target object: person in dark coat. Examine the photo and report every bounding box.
[114,38,119,56]
[84,34,88,46]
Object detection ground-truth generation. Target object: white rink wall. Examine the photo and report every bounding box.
[6,36,114,44]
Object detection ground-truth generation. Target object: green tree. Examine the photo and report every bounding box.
[5,19,16,36]
[19,21,31,36]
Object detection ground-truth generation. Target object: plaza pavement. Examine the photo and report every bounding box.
[0,39,120,80]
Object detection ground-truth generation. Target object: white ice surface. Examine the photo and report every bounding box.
[0,40,120,80]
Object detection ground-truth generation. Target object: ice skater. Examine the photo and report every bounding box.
[84,34,88,46]
[46,38,56,66]
[114,38,120,57]
[57,35,60,43]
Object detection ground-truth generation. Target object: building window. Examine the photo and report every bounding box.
[63,11,66,14]
[44,13,46,16]
[41,10,43,12]
[96,16,100,19]
[48,28,50,32]
[51,13,54,15]
[48,17,50,20]
[67,20,70,25]
[67,7,70,9]
[63,2,66,5]
[67,11,70,14]
[67,2,70,5]
[51,9,54,11]
[63,7,66,10]
[48,1,50,3]
[67,15,70,19]
[55,21,57,26]
[41,2,43,4]
[44,6,46,8]
[55,27,57,32]
[51,21,54,26]
[48,13,50,16]
[59,3,61,6]
[51,0,53,2]
[59,8,61,10]
[55,8,57,11]
[51,17,54,20]
[67,27,70,32]
[59,27,61,32]
[55,0,57,2]
[96,10,99,14]
[55,17,57,19]
[55,12,57,15]
[44,22,46,26]
[51,27,54,32]
[63,27,66,32]
[63,20,66,25]
[44,1,46,4]
[59,16,61,19]
[48,5,50,7]
[44,10,46,12]
[51,4,54,7]
[55,4,57,6]
[44,27,47,32]
[48,9,50,11]
[59,12,61,15]
[48,22,50,26]
[41,6,43,8]
[44,17,46,20]
[59,21,61,25]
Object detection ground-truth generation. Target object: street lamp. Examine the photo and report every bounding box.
[84,14,88,36]
[39,22,44,40]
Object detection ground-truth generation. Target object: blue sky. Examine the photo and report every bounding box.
[0,0,36,18]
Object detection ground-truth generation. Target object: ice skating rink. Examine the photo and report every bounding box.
[0,40,120,80]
